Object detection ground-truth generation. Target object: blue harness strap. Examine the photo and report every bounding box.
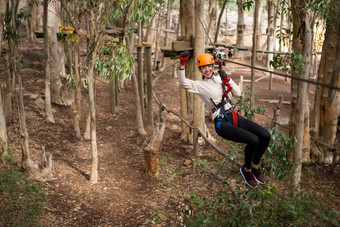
[216,112,234,134]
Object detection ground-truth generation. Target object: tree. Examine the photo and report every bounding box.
[235,0,245,58]
[214,0,228,43]
[43,0,55,123]
[311,0,340,164]
[267,0,275,70]
[289,0,314,191]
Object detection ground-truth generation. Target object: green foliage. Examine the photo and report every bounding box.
[0,158,47,227]
[270,49,310,73]
[130,0,166,25]
[95,41,134,82]
[184,126,338,227]
[254,187,340,226]
[262,127,295,180]
[235,86,267,119]
[4,7,31,42]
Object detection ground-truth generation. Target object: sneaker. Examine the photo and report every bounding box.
[240,166,258,188]
[251,167,266,184]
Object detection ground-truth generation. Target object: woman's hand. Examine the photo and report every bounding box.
[179,51,190,67]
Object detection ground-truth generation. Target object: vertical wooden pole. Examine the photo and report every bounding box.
[193,127,199,157]
[144,42,153,127]
[136,44,144,116]
[269,71,272,90]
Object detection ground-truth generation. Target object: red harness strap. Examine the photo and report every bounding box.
[232,109,238,127]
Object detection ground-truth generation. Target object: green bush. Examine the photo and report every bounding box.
[0,162,47,227]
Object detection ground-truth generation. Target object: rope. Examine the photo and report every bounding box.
[187,0,340,91]
[224,59,340,91]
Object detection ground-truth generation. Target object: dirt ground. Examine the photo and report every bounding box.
[1,36,339,226]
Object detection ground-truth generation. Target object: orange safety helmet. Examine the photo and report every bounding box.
[197,53,214,67]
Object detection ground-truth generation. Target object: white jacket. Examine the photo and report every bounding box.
[178,69,241,120]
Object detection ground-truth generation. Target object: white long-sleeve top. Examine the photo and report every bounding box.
[178,69,241,120]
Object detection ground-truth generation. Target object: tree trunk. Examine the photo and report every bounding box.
[267,0,275,70]
[73,42,81,139]
[48,1,63,105]
[162,0,172,68]
[289,0,313,192]
[206,0,217,44]
[145,43,154,127]
[144,123,165,177]
[26,0,34,40]
[311,1,340,163]
[236,0,245,58]
[214,0,228,43]
[179,0,195,143]
[193,0,205,136]
[0,88,8,156]
[250,0,259,107]
[43,0,55,123]
[256,0,265,52]
[125,36,146,135]
[0,0,9,55]
[88,8,99,185]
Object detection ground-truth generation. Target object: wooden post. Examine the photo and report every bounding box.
[136,44,144,116]
[193,127,199,157]
[144,123,165,177]
[269,71,272,90]
[272,95,283,127]
[144,42,153,127]
[239,75,244,93]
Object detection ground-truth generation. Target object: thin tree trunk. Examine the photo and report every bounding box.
[290,0,313,192]
[0,88,8,155]
[193,0,205,135]
[125,36,146,135]
[214,0,228,43]
[74,42,81,139]
[250,0,259,107]
[236,0,245,58]
[162,0,172,68]
[88,8,98,184]
[145,43,153,127]
[43,0,55,123]
[0,0,9,55]
[267,0,275,69]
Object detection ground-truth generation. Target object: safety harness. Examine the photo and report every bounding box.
[211,75,239,133]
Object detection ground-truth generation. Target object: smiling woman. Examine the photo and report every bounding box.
[177,51,271,188]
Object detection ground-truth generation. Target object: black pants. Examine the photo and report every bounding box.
[214,112,271,169]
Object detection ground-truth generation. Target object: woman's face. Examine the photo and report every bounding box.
[199,64,214,79]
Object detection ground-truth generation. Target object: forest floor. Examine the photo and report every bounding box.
[2,37,340,226]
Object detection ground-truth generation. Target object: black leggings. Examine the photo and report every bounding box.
[214,112,271,169]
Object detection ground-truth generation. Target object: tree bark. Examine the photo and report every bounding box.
[193,0,205,135]
[267,0,275,70]
[126,36,146,135]
[0,0,9,55]
[144,123,165,177]
[145,43,154,127]
[214,0,228,43]
[88,8,99,184]
[289,0,313,192]
[179,0,195,143]
[43,0,55,123]
[311,1,340,163]
[235,0,245,58]
[250,0,259,107]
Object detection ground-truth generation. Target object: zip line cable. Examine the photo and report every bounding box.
[187,0,340,91]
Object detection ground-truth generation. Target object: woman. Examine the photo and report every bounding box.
[178,51,271,188]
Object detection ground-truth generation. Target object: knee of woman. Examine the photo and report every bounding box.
[262,129,271,143]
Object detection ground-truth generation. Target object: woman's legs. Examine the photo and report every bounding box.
[215,114,271,169]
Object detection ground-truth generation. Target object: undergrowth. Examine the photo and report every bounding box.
[183,128,340,226]
[0,151,47,227]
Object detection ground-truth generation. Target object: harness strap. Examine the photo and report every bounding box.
[232,109,238,127]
